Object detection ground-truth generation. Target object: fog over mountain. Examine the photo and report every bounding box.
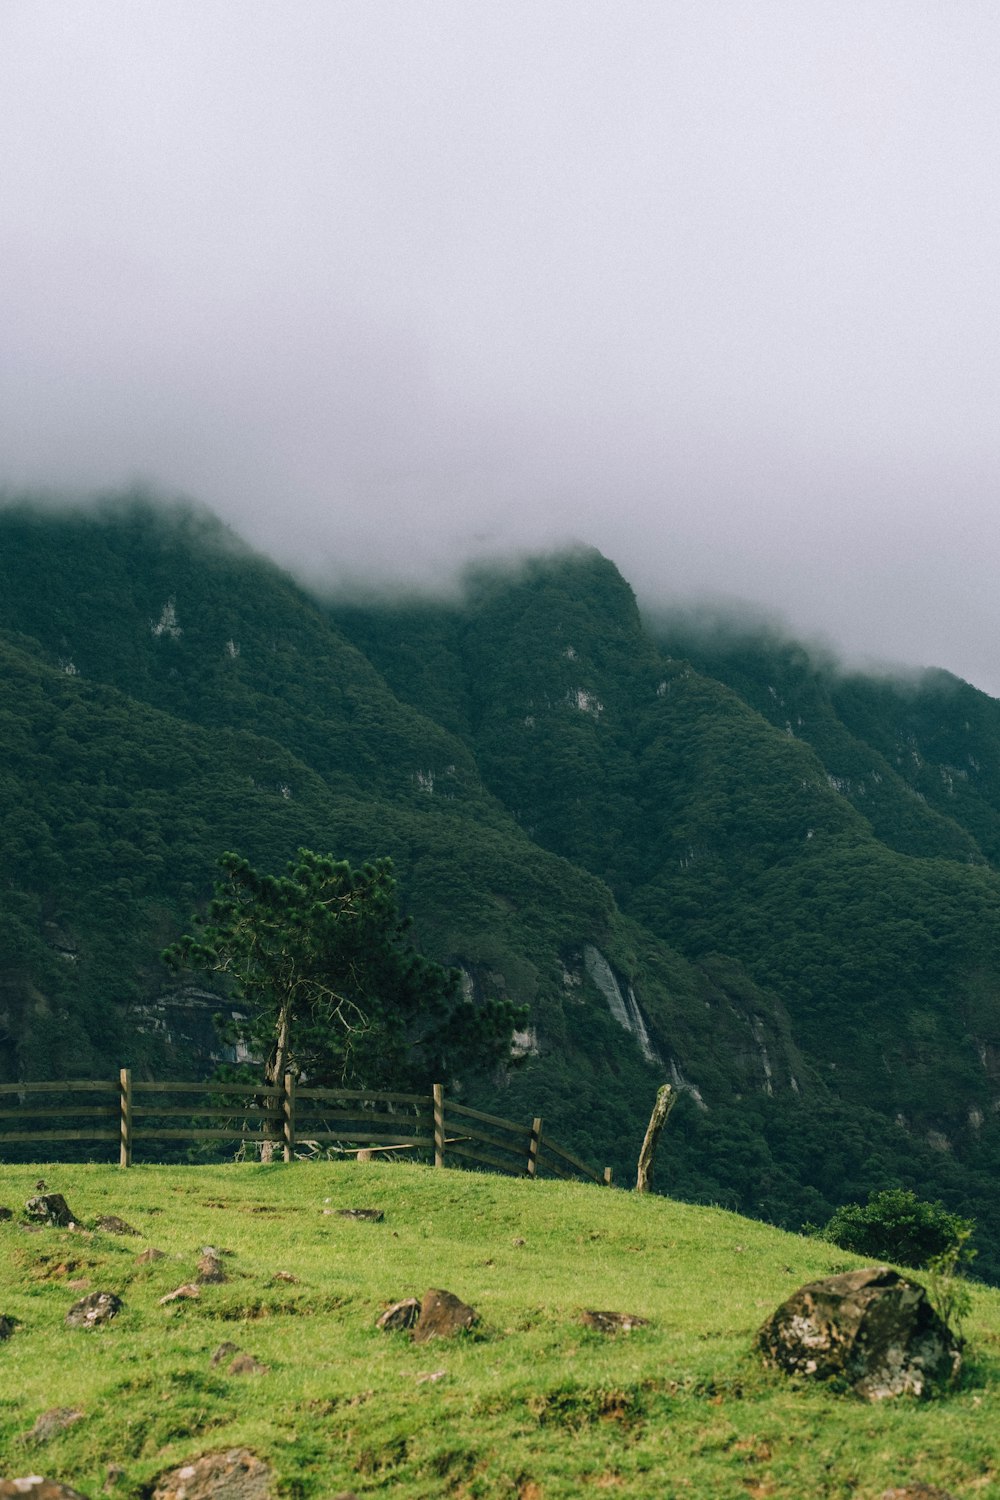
[3,3,1000,691]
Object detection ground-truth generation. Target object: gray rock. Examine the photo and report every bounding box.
[757,1265,961,1400]
[150,1448,273,1500]
[335,1208,384,1221]
[135,1247,166,1264]
[21,1408,85,1444]
[210,1341,241,1367]
[65,1291,122,1328]
[581,1309,649,1333]
[24,1194,76,1228]
[94,1216,138,1237]
[412,1288,478,1344]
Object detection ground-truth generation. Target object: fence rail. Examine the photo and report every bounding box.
[0,1071,611,1186]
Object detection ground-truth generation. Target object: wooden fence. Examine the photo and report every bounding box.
[0,1072,611,1186]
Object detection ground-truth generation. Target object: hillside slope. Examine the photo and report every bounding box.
[1,1161,998,1500]
[2,497,1000,1274]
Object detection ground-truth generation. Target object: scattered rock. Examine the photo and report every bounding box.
[881,1488,957,1500]
[334,1208,384,1221]
[151,1448,273,1500]
[415,1369,447,1384]
[66,1278,90,1291]
[94,1216,139,1237]
[227,1354,268,1376]
[21,1408,85,1444]
[65,1291,122,1329]
[581,1310,650,1334]
[210,1341,241,1367]
[196,1250,226,1284]
[511,1236,526,1247]
[0,1315,16,1340]
[376,1297,420,1332]
[159,1284,201,1305]
[136,1247,166,1264]
[271,1270,297,1284]
[757,1266,962,1400]
[0,1480,91,1500]
[412,1288,478,1344]
[24,1194,77,1228]
[0,1206,13,1221]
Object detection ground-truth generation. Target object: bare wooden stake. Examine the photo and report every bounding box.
[433,1083,445,1168]
[636,1084,675,1194]
[603,1166,613,1187]
[526,1116,542,1178]
[119,1067,133,1169]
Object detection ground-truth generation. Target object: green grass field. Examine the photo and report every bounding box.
[1,1161,998,1498]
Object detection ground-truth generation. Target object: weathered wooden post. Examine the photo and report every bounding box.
[119,1067,133,1169]
[603,1166,613,1186]
[282,1072,296,1163]
[433,1083,445,1168]
[526,1116,542,1178]
[636,1083,675,1193]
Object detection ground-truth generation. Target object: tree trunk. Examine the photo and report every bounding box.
[261,1003,291,1164]
[636,1084,675,1194]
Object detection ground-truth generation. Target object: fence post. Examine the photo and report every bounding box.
[282,1072,296,1163]
[433,1083,445,1168]
[119,1068,132,1169]
[526,1116,542,1178]
[603,1166,613,1187]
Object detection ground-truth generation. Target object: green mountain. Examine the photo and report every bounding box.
[2,497,1000,1276]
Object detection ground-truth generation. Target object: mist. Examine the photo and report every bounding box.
[3,3,1000,692]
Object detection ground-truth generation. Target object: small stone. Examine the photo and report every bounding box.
[159,1284,200,1304]
[334,1208,384,1221]
[881,1488,957,1500]
[227,1354,268,1376]
[21,1408,85,1444]
[210,1341,241,1367]
[512,1236,526,1247]
[65,1291,122,1328]
[94,1216,139,1237]
[135,1248,166,1264]
[581,1310,649,1334]
[271,1271,298,1283]
[151,1448,273,1500]
[0,1481,91,1500]
[412,1289,478,1344]
[24,1194,76,1228]
[415,1369,447,1384]
[376,1297,420,1332]
[196,1251,226,1284]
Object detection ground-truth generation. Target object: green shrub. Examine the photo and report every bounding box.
[820,1188,975,1269]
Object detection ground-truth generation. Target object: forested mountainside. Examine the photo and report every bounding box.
[3,496,1000,1277]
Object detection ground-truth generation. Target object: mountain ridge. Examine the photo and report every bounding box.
[2,494,999,1274]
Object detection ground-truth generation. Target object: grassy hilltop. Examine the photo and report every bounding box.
[1,1162,999,1498]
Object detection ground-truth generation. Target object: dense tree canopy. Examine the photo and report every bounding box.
[164,848,523,1092]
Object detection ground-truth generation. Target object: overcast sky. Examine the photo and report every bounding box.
[3,3,1000,690]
